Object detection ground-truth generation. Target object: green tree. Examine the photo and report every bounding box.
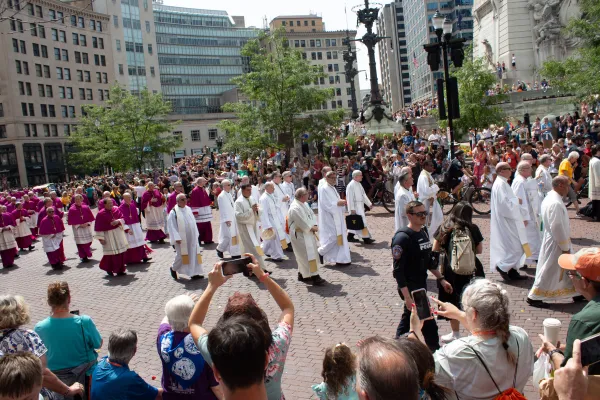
[434,46,506,133]
[539,0,597,101]
[218,27,344,157]
[68,85,181,173]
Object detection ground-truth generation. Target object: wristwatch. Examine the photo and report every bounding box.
[549,349,564,359]
[436,276,445,283]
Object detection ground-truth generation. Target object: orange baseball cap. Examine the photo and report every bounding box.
[558,248,600,282]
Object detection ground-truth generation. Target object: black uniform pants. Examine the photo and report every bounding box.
[395,288,440,351]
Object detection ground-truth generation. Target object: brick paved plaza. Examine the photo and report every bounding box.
[1,204,598,398]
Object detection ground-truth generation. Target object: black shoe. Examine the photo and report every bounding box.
[495,266,511,280]
[347,233,359,243]
[142,257,151,263]
[28,245,35,251]
[520,264,528,271]
[14,254,19,259]
[159,239,165,244]
[527,297,550,308]
[116,271,127,276]
[106,271,114,277]
[312,275,326,286]
[285,246,293,252]
[573,295,587,303]
[203,241,214,245]
[216,250,224,258]
[335,262,351,267]
[170,268,178,280]
[3,264,14,268]
[271,258,284,263]
[508,268,528,280]
[81,257,89,263]
[297,272,306,282]
[190,275,204,280]
[319,254,324,264]
[362,238,375,244]
[19,248,26,252]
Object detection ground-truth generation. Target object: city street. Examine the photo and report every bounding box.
[1,204,597,398]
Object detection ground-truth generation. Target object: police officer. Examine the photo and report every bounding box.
[391,200,452,351]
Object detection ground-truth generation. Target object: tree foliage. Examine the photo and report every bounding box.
[437,46,506,132]
[218,27,344,157]
[68,85,181,173]
[539,0,599,101]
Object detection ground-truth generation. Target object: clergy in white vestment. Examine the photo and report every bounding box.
[281,171,296,214]
[317,171,351,265]
[288,188,325,285]
[167,194,204,280]
[216,180,241,258]
[535,154,554,199]
[345,170,374,244]
[235,183,270,272]
[527,176,577,307]
[395,170,416,232]
[490,162,529,281]
[394,167,413,198]
[271,172,291,245]
[589,145,600,221]
[416,160,443,236]
[237,176,261,205]
[318,167,332,189]
[512,161,542,265]
[259,182,288,262]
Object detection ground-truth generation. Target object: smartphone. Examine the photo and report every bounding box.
[581,332,600,367]
[411,289,433,321]
[222,257,252,276]
[70,310,80,316]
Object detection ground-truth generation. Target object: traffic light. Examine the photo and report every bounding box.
[437,78,447,120]
[423,43,441,72]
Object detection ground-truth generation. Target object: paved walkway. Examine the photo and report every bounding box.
[1,203,597,398]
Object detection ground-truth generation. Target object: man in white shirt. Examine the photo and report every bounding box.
[589,145,600,221]
[416,160,443,236]
[395,170,415,232]
[259,182,287,262]
[216,179,241,259]
[318,171,351,265]
[346,170,374,244]
[428,130,441,150]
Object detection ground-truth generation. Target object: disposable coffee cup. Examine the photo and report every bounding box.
[543,318,561,345]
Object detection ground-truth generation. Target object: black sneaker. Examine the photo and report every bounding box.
[216,250,224,258]
[527,297,550,308]
[508,268,528,280]
[495,266,511,281]
[312,275,326,286]
[347,233,359,243]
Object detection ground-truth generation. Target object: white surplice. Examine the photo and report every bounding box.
[512,173,542,263]
[535,164,553,198]
[528,191,577,300]
[490,176,527,272]
[168,206,204,277]
[317,184,351,264]
[72,223,93,245]
[416,170,443,236]
[94,221,129,256]
[14,215,32,239]
[235,195,266,270]
[0,226,17,251]
[41,232,64,253]
[125,222,145,248]
[281,181,295,214]
[288,199,321,278]
[259,192,286,260]
[216,191,241,256]
[237,185,261,205]
[394,185,416,232]
[590,157,600,200]
[273,183,291,243]
[345,179,373,239]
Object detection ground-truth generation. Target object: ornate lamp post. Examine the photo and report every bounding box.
[215,136,224,152]
[342,33,360,120]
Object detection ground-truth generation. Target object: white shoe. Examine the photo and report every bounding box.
[441,331,461,343]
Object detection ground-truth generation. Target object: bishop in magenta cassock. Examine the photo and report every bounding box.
[119,192,152,265]
[22,194,38,237]
[37,199,64,230]
[0,205,18,268]
[141,183,167,243]
[94,198,129,276]
[67,194,95,262]
[11,202,34,252]
[189,177,213,245]
[39,207,66,270]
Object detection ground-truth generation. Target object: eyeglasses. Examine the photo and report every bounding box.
[408,211,428,217]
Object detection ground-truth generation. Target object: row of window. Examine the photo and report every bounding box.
[113,16,151,33]
[24,123,76,138]
[154,14,231,28]
[9,1,105,33]
[312,75,351,86]
[289,38,339,48]
[15,59,107,84]
[116,40,153,54]
[309,51,339,60]
[117,65,156,77]
[179,129,218,141]
[280,19,317,27]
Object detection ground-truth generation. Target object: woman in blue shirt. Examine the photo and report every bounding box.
[34,281,103,393]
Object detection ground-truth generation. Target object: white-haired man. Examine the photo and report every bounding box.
[189,177,213,245]
[490,162,528,281]
[394,170,415,232]
[281,171,295,214]
[536,154,553,198]
[289,188,325,284]
[318,171,351,265]
[216,179,241,259]
[235,182,270,273]
[417,160,443,236]
[346,170,374,244]
[559,151,581,214]
[271,172,291,249]
[168,193,204,280]
[141,182,167,243]
[512,161,542,267]
[259,181,287,262]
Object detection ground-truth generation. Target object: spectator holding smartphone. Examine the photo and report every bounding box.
[189,255,294,400]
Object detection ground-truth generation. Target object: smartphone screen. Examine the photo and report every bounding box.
[411,289,433,321]
[70,310,80,316]
[581,332,600,367]
[222,257,252,276]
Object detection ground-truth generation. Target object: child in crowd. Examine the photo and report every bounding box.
[481,164,494,189]
[312,343,358,400]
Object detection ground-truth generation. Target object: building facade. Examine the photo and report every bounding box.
[270,15,361,114]
[94,0,161,94]
[0,0,113,187]
[377,1,411,111]
[403,0,474,103]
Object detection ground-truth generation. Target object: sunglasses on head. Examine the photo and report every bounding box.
[409,211,428,217]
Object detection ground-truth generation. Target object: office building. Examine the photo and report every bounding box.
[377,1,411,111]
[270,15,361,113]
[403,0,474,103]
[0,0,114,187]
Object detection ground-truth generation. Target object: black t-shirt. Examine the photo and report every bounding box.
[447,158,464,187]
[391,227,434,293]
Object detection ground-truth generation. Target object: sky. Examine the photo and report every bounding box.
[162,0,376,90]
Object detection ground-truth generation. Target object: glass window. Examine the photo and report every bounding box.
[51,124,58,136]
[43,124,50,136]
[41,45,48,58]
[80,35,86,46]
[147,44,152,54]
[70,15,77,26]
[56,67,63,80]
[64,125,70,136]
[54,48,60,60]
[118,64,124,75]
[66,87,73,99]
[12,38,18,52]
[97,21,102,32]
[96,72,101,83]
[72,33,79,45]
[43,65,49,78]
[59,86,65,98]
[116,39,121,51]
[78,16,84,28]
[84,71,90,82]
[35,5,42,17]
[92,37,98,48]
[64,68,70,80]
[33,43,40,57]
[41,106,48,118]
[102,72,107,83]
[113,15,119,28]
[191,130,200,141]
[150,66,155,77]
[208,129,217,140]
[16,60,22,74]
[82,53,88,64]
[38,25,45,38]
[38,84,45,97]
[86,88,93,100]
[145,21,150,32]
[62,49,68,61]
[18,81,25,95]
[30,23,37,36]
[61,105,67,117]
[76,70,83,81]
[99,38,104,49]
[25,124,30,137]
[28,103,34,116]
[68,106,75,118]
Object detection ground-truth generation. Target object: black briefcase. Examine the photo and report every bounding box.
[345,214,365,230]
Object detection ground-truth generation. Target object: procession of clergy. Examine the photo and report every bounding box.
[0,168,378,285]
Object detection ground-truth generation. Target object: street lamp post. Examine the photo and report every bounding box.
[216,136,224,152]
[343,34,359,120]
